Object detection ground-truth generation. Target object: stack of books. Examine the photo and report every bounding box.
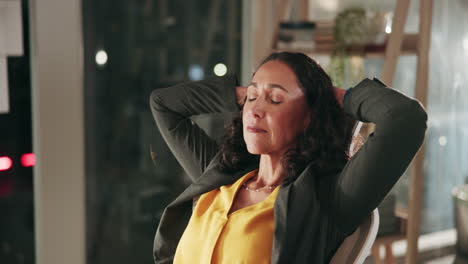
[312,21,336,53]
[277,21,317,50]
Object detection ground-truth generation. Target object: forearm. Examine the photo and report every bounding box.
[343,78,427,124]
[150,75,240,118]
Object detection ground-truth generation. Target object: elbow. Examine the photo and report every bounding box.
[149,89,167,112]
[407,99,428,132]
[391,99,428,129]
[387,99,428,143]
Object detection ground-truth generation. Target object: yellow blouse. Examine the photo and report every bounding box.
[173,169,280,264]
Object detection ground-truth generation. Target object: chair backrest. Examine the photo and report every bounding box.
[330,209,380,264]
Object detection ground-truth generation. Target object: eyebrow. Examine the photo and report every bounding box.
[248,82,289,93]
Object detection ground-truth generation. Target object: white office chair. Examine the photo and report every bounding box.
[330,209,380,264]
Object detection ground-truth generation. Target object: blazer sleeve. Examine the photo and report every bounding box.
[149,75,240,182]
[325,77,428,235]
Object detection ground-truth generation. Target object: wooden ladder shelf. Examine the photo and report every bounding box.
[269,0,433,263]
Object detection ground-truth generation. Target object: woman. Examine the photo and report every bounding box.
[149,52,427,264]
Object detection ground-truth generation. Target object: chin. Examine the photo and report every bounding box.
[245,143,270,155]
[247,149,262,155]
[244,134,274,154]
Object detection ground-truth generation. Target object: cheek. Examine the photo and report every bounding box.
[270,110,307,140]
[241,112,247,130]
[267,112,294,140]
[241,113,252,139]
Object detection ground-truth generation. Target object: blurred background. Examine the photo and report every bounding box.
[1,0,468,263]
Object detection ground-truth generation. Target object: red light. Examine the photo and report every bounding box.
[0,156,13,171]
[21,153,35,167]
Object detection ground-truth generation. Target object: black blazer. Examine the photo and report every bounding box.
[149,75,427,263]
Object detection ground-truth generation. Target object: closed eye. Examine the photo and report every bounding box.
[247,97,282,104]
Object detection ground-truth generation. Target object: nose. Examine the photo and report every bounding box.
[249,98,265,119]
[253,109,264,119]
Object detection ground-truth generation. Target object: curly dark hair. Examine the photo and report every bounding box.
[219,52,356,183]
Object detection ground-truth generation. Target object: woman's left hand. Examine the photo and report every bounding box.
[333,86,347,108]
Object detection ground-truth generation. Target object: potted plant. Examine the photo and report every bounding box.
[327,7,392,88]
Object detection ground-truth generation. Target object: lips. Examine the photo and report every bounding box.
[246,126,267,133]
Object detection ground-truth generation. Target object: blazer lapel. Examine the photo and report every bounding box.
[272,164,321,263]
[271,183,291,264]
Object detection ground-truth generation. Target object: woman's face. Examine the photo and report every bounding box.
[242,60,311,155]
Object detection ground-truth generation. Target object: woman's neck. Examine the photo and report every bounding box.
[254,154,286,187]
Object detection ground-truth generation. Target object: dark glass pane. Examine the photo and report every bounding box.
[83,0,242,263]
[0,0,34,263]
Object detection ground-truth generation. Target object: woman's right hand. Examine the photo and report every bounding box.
[235,86,248,107]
